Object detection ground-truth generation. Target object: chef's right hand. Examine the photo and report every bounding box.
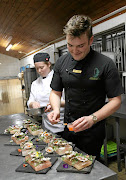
[47,110,60,125]
[31,102,41,109]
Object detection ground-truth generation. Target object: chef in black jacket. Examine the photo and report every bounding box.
[47,15,124,160]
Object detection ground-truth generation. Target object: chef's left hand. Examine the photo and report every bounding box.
[72,116,94,132]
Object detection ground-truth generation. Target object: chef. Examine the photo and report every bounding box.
[27,52,65,134]
[47,15,124,160]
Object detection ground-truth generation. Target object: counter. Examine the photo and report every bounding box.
[111,94,126,171]
[0,113,117,180]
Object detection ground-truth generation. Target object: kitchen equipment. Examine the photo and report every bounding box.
[26,107,46,116]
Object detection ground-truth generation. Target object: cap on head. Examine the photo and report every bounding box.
[33,53,50,63]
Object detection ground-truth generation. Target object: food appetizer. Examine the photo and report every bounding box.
[11,132,29,144]
[45,147,54,154]
[23,119,33,128]
[61,151,93,170]
[20,141,36,156]
[38,131,55,143]
[27,123,43,136]
[25,151,51,171]
[48,138,73,155]
[4,125,23,134]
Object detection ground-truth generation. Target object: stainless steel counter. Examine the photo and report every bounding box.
[111,94,126,172]
[0,113,117,180]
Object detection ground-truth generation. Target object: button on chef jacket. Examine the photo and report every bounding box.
[27,70,64,133]
[51,48,124,124]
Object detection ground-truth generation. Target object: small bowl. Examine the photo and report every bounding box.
[45,147,54,153]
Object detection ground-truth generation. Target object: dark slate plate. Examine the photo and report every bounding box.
[56,156,95,174]
[56,147,95,174]
[4,136,34,146]
[15,157,58,174]
[10,145,45,156]
[31,137,46,145]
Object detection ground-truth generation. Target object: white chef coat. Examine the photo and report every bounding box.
[27,70,64,133]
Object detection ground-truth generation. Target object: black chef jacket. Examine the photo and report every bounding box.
[51,48,124,158]
[51,48,123,123]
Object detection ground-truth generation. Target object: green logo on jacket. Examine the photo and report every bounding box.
[89,68,100,80]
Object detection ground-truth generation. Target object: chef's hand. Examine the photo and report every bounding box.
[47,109,60,125]
[44,103,52,112]
[72,116,94,132]
[31,102,41,109]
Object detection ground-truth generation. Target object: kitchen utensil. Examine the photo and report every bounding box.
[26,107,46,116]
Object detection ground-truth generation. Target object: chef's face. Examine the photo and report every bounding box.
[35,61,51,77]
[66,33,93,61]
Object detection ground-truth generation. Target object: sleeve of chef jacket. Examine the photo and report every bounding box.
[27,82,37,108]
[51,59,64,92]
[103,60,124,98]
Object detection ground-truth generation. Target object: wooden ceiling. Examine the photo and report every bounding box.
[0,0,125,60]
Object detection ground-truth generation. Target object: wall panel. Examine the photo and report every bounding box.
[0,78,24,115]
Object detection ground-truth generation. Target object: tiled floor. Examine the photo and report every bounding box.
[108,159,126,180]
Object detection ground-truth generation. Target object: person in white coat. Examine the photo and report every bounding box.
[27,53,65,134]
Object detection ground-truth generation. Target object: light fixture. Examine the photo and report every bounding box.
[6,44,13,51]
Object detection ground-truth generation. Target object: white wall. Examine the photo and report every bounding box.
[20,44,55,69]
[19,53,35,69]
[0,53,20,77]
[55,39,67,49]
[93,12,126,35]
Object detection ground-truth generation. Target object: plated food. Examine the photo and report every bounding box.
[11,132,29,144]
[25,151,51,171]
[27,123,43,135]
[61,151,93,170]
[38,131,55,143]
[48,138,73,155]
[20,141,36,156]
[23,119,33,128]
[4,125,23,134]
[4,121,94,174]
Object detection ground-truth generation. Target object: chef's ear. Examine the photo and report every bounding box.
[48,62,51,68]
[89,36,94,46]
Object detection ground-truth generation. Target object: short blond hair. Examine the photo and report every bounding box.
[63,15,93,39]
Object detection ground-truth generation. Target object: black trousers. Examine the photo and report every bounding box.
[61,122,105,161]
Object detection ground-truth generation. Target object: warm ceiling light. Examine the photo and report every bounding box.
[6,44,13,51]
